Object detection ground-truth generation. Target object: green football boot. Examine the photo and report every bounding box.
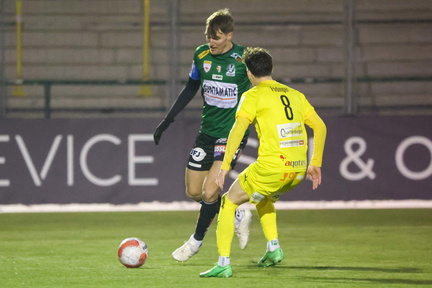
[200,264,233,278]
[257,248,284,267]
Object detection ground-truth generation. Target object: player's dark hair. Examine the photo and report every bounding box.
[205,8,234,39]
[243,47,273,77]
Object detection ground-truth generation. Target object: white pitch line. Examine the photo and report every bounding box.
[1,200,432,213]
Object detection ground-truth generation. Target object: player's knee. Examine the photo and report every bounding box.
[202,188,219,203]
[185,188,202,201]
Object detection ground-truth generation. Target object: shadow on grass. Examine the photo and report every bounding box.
[244,264,431,285]
[247,262,422,273]
[285,266,422,273]
[300,276,432,286]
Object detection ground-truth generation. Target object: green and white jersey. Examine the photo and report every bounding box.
[189,43,250,138]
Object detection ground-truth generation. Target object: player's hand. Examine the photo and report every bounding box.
[215,169,229,190]
[153,118,174,145]
[306,165,322,190]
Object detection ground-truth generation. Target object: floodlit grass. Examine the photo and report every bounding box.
[0,209,431,287]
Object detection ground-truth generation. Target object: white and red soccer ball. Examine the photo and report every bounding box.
[118,237,148,268]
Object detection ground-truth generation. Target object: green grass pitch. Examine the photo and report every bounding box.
[1,209,431,287]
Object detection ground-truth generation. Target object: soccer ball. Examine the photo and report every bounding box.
[118,237,148,268]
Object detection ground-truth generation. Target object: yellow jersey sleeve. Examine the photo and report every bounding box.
[304,110,327,167]
[221,116,251,171]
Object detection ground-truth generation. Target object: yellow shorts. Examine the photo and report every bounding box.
[238,162,305,204]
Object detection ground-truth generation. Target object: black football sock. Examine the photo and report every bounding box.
[216,194,222,213]
[193,195,221,241]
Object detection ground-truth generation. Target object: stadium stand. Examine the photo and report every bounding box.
[1,0,431,118]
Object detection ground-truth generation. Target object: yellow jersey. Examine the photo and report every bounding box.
[222,79,325,172]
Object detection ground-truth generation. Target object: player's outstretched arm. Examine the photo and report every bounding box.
[153,118,174,145]
[216,116,251,188]
[153,78,200,145]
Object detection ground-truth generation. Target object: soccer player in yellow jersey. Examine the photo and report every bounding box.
[200,47,327,278]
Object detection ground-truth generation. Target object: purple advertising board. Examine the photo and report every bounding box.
[0,115,431,205]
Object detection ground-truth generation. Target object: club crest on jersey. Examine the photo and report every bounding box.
[203,61,212,73]
[226,64,236,77]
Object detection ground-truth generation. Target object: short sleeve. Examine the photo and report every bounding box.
[188,61,200,80]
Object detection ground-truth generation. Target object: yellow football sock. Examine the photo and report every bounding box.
[216,194,238,257]
[256,197,278,241]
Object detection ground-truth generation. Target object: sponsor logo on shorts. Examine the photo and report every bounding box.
[214,145,226,157]
[216,138,227,144]
[214,145,225,153]
[188,162,202,168]
[190,147,206,162]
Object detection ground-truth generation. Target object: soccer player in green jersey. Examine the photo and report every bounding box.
[200,47,327,277]
[153,9,252,262]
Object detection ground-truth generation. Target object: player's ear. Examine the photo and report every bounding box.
[226,32,233,41]
[246,69,254,81]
